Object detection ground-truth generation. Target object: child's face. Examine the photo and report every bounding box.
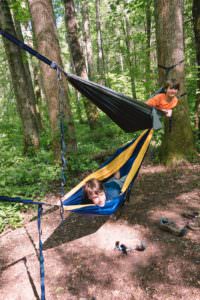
[89,191,106,207]
[166,86,178,98]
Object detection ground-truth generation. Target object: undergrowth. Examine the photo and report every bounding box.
[0,113,135,233]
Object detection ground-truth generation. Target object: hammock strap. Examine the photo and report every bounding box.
[158,59,184,76]
[0,28,53,69]
[0,195,52,206]
[56,68,66,221]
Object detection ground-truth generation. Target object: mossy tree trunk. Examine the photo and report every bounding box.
[28,0,77,158]
[154,0,195,165]
[0,0,40,154]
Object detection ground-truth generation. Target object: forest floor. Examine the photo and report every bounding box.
[0,157,200,300]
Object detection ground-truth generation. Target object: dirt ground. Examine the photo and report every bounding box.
[1,159,200,300]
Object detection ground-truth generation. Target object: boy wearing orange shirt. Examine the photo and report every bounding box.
[146,79,180,117]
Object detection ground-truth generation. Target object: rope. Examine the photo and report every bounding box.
[55,67,67,221]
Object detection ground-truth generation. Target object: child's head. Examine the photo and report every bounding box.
[164,79,180,93]
[83,178,106,207]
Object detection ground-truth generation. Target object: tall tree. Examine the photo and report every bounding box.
[144,0,152,97]
[154,0,195,164]
[0,0,40,153]
[192,0,200,140]
[13,16,43,131]
[81,0,95,80]
[63,0,99,129]
[28,0,77,156]
[121,14,136,99]
[95,0,106,84]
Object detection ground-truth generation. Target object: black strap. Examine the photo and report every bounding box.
[0,195,53,206]
[0,28,70,79]
[0,28,54,68]
[158,60,184,76]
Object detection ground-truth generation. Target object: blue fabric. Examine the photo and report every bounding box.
[62,129,151,215]
[104,181,121,201]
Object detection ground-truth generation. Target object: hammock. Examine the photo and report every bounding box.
[0,28,156,300]
[66,74,163,132]
[62,129,153,215]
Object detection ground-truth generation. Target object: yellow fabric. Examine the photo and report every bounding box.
[62,129,151,203]
[121,129,153,192]
[63,203,95,210]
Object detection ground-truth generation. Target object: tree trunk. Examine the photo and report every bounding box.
[0,0,40,153]
[28,0,77,157]
[192,0,200,140]
[81,0,95,80]
[145,0,152,97]
[13,16,43,131]
[63,0,99,129]
[122,15,137,99]
[154,0,195,165]
[95,0,106,85]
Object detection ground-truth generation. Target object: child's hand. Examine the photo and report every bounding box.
[114,171,120,179]
[162,109,172,117]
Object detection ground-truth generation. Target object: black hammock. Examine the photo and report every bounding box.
[66,73,163,132]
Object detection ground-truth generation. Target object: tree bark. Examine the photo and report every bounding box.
[121,15,137,99]
[28,0,77,157]
[145,0,152,97]
[63,0,99,129]
[154,0,195,165]
[81,0,95,80]
[192,0,200,140]
[95,0,106,85]
[13,16,43,131]
[0,0,40,153]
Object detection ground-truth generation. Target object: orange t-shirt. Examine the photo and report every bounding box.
[146,94,178,110]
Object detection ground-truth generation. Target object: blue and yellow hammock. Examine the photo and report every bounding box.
[62,129,153,215]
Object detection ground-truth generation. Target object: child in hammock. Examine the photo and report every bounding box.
[83,171,126,207]
[146,78,180,117]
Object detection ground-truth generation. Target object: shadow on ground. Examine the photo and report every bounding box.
[43,213,109,250]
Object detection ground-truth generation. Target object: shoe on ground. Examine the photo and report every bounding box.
[159,217,187,237]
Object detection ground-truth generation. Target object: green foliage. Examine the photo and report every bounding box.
[9,0,30,24]
[0,118,60,233]
[0,203,23,233]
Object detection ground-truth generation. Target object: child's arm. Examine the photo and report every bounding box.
[114,171,120,179]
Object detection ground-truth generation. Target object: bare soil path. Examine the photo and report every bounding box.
[0,161,200,300]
